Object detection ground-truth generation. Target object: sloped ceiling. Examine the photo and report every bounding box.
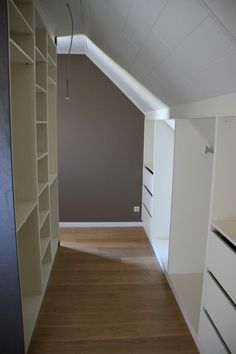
[38,0,236,106]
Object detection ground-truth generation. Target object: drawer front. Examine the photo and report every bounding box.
[199,310,228,354]
[203,272,236,352]
[143,187,153,216]
[142,204,151,239]
[207,230,236,304]
[143,167,154,194]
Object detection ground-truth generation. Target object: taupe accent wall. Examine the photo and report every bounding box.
[58,55,144,222]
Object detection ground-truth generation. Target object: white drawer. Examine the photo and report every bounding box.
[143,167,154,194]
[199,310,228,354]
[142,204,151,239]
[203,272,236,353]
[143,187,153,216]
[207,230,236,304]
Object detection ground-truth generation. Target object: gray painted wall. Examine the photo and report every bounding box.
[57,55,144,222]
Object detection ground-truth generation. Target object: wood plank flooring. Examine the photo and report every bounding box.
[29,227,198,354]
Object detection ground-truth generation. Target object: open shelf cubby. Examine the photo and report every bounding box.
[39,186,49,228]
[48,33,57,63]
[9,0,33,32]
[35,10,47,58]
[17,207,42,297]
[12,0,34,30]
[48,84,57,176]
[17,207,42,350]
[36,46,47,63]
[36,91,47,122]
[40,215,51,260]
[41,242,52,291]
[36,61,47,91]
[48,59,56,82]
[50,178,59,256]
[10,38,33,64]
[10,60,37,233]
[37,121,48,156]
[9,0,34,62]
[37,154,48,183]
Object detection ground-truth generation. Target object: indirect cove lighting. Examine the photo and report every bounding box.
[65,2,74,100]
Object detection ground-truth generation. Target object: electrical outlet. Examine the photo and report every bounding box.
[133,206,140,213]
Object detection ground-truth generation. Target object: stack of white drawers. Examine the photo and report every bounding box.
[199,227,236,353]
[142,166,154,238]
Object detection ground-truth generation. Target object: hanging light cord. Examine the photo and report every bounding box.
[66,2,74,100]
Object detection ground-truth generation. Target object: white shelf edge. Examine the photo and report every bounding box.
[10,0,34,34]
[9,38,34,64]
[49,173,57,186]
[38,182,48,197]
[39,210,49,229]
[35,46,47,63]
[48,76,56,86]
[35,84,47,94]
[15,201,37,232]
[37,152,48,161]
[36,121,47,124]
[40,236,51,261]
[41,260,52,292]
[48,53,56,67]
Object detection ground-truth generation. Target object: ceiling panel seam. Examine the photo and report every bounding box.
[127,0,169,70]
[114,0,134,58]
[198,0,236,45]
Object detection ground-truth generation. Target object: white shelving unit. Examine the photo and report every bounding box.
[142,117,216,349]
[142,119,175,271]
[8,1,59,351]
[168,118,215,341]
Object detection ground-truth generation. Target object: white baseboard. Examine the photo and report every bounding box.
[59,222,143,228]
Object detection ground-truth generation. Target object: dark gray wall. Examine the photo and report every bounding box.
[58,55,144,222]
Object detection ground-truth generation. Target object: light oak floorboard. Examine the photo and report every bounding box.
[29,227,198,354]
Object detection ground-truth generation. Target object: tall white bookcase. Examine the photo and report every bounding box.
[8,0,59,350]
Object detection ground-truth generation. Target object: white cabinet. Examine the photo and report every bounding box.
[143,167,154,195]
[202,272,236,353]
[142,119,174,271]
[207,229,236,305]
[199,117,236,353]
[199,310,228,354]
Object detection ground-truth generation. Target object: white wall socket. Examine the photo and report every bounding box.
[133,206,140,212]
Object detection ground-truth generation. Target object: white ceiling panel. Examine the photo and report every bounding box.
[131,31,170,80]
[202,0,236,39]
[153,0,207,49]
[102,0,132,49]
[117,35,139,69]
[189,50,236,98]
[143,71,180,106]
[154,17,236,85]
[123,0,167,48]
[97,0,109,7]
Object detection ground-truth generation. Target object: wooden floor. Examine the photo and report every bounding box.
[29,227,198,354]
